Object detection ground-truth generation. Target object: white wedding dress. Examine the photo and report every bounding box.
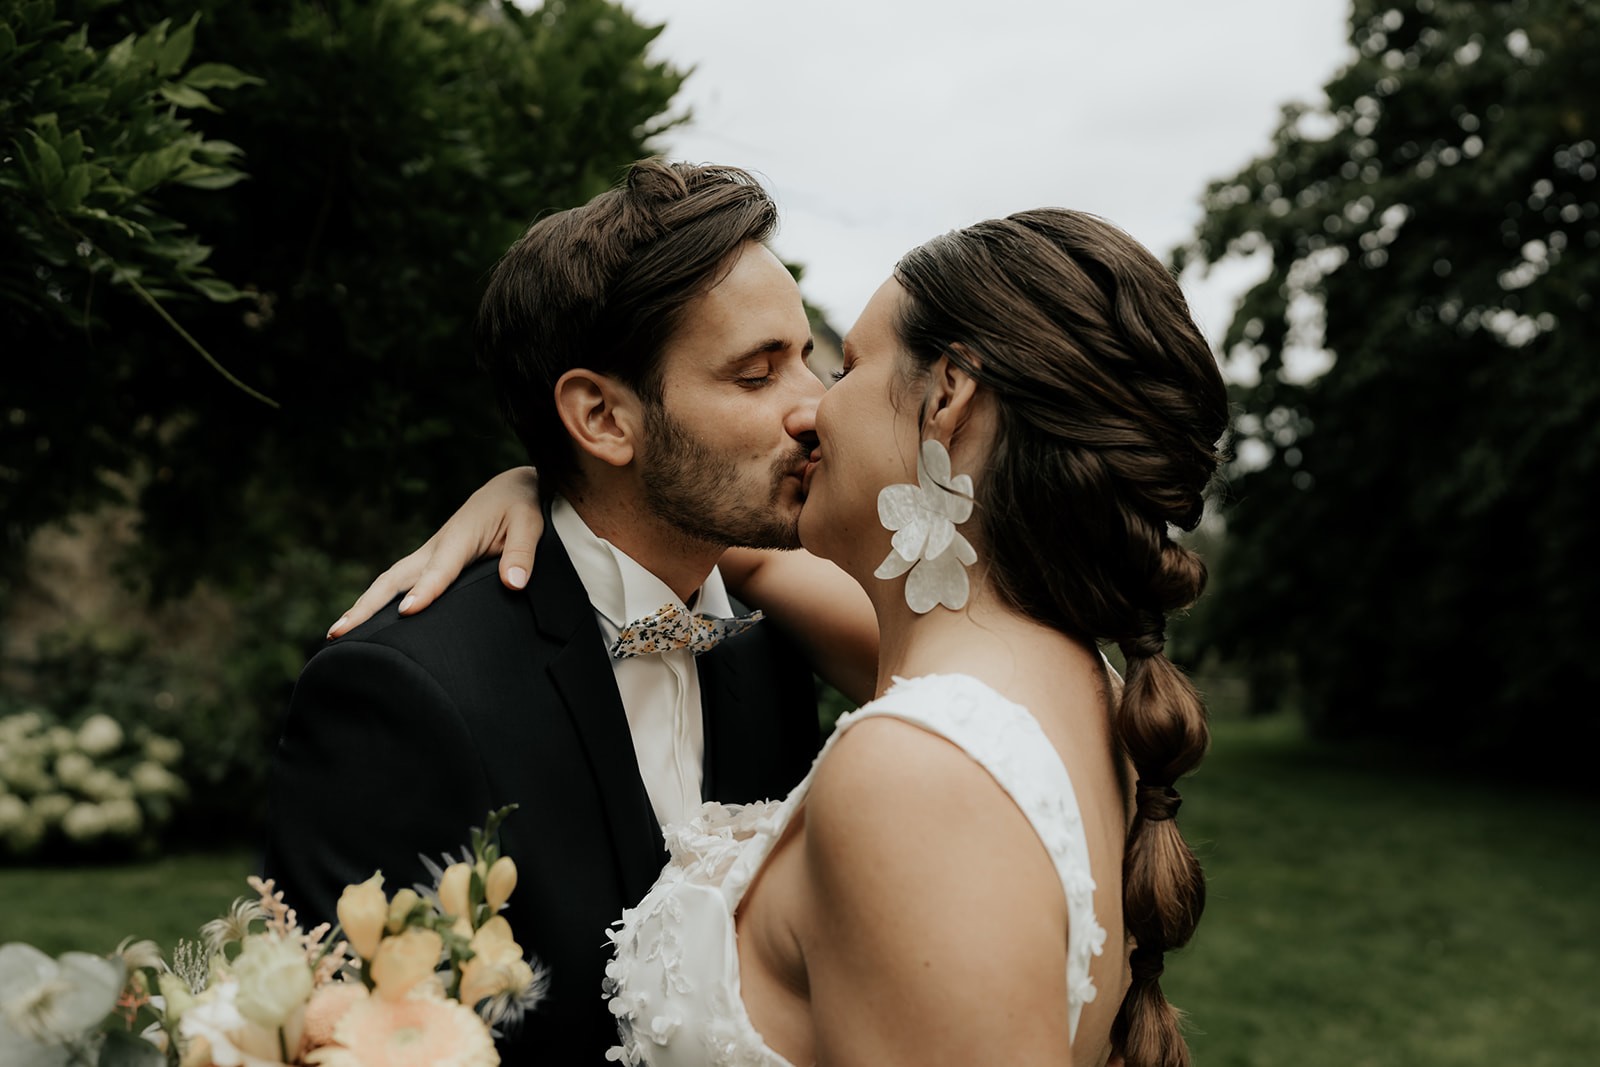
[602,673,1107,1066]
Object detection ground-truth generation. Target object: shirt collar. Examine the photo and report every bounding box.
[550,496,733,630]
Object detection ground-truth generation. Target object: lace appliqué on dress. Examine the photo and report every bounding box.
[604,801,789,1066]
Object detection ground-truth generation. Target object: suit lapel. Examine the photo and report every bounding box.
[529,522,665,905]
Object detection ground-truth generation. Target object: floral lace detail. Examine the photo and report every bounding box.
[604,800,792,1066]
[603,673,1106,1065]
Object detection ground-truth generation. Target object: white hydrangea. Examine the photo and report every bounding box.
[76,714,124,758]
[61,802,107,843]
[31,793,74,827]
[131,761,185,798]
[99,798,143,837]
[46,726,76,754]
[80,768,134,803]
[0,794,26,833]
[143,735,183,767]
[53,751,93,790]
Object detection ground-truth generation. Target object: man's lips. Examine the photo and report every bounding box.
[801,450,821,493]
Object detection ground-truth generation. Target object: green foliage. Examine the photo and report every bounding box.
[1,0,261,552]
[1179,0,1599,765]
[5,0,685,597]
[3,0,687,847]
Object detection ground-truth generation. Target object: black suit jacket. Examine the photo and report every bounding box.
[263,527,821,1064]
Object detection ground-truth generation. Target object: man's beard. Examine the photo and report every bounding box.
[639,401,806,551]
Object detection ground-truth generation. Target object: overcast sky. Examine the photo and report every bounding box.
[615,0,1356,346]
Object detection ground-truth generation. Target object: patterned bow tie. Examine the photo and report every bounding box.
[609,602,765,660]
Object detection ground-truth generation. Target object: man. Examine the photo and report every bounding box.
[264,160,827,1064]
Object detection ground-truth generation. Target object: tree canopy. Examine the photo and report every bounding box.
[3,0,685,597]
[1,0,687,843]
[1180,0,1598,766]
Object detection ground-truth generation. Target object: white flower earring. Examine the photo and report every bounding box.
[875,438,978,613]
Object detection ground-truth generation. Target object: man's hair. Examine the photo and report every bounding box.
[475,159,779,494]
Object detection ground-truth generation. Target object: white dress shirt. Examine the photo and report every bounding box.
[550,496,734,830]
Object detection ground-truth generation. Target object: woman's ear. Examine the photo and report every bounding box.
[554,369,642,468]
[923,349,982,443]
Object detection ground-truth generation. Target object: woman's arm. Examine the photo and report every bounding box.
[796,718,1076,1066]
[327,467,543,637]
[721,547,878,707]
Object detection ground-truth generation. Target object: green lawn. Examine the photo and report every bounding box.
[3,716,1595,1065]
[1165,715,1600,1066]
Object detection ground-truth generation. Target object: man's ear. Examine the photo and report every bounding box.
[554,368,643,468]
[923,349,982,444]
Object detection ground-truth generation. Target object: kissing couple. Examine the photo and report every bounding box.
[266,158,1228,1067]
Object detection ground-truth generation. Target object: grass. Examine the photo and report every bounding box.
[1165,714,1600,1067]
[3,714,1596,1066]
[0,846,261,957]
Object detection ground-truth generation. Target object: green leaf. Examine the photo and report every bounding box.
[0,22,17,59]
[104,32,136,69]
[126,152,168,194]
[182,63,265,91]
[176,168,248,191]
[191,277,244,303]
[29,131,64,190]
[55,163,92,211]
[157,82,219,112]
[157,14,200,78]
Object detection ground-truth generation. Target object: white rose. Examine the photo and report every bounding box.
[46,726,76,754]
[232,935,314,1029]
[180,978,293,1067]
[76,714,124,758]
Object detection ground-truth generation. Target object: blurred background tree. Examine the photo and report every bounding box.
[1178,0,1598,769]
[2,0,685,849]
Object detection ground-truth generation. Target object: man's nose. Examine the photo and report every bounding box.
[785,370,823,444]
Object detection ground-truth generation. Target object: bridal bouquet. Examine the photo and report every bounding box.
[0,807,545,1067]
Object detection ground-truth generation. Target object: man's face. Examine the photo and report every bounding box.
[638,242,822,550]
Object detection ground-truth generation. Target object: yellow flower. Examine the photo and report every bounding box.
[385,888,420,934]
[437,862,472,920]
[337,873,388,960]
[483,856,517,911]
[369,927,442,1002]
[458,917,534,1008]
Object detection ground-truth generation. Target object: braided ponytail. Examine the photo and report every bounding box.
[891,207,1229,1067]
[1111,608,1209,1067]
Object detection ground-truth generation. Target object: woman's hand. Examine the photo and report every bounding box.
[327,467,544,638]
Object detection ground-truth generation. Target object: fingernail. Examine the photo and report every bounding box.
[327,615,348,639]
[399,595,416,614]
[507,566,528,589]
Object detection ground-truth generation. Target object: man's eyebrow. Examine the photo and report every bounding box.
[724,337,813,364]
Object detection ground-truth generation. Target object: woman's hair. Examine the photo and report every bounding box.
[893,209,1229,1067]
[475,158,778,494]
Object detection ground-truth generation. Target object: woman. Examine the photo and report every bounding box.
[338,209,1227,1066]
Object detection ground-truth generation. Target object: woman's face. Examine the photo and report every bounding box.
[798,277,925,574]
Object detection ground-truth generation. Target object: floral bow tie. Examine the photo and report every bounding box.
[609,602,765,660]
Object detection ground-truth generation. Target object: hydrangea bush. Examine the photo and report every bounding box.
[0,710,187,858]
